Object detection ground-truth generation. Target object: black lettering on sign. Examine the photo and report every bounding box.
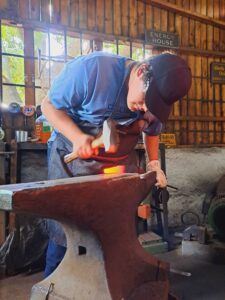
[145,30,179,48]
[210,62,225,84]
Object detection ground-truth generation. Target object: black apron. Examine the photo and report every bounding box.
[47,122,141,246]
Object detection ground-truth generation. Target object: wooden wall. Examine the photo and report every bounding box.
[0,0,225,146]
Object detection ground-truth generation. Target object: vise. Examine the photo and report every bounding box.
[0,172,170,300]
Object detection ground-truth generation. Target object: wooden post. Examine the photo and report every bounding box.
[0,141,6,244]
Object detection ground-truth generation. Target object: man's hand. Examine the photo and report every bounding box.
[72,133,98,159]
[147,160,167,188]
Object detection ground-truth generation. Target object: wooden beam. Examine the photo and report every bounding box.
[24,27,35,105]
[140,0,225,29]
[0,141,6,244]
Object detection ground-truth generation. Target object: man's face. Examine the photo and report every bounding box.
[127,65,148,112]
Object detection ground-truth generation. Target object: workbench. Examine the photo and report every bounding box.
[16,142,47,183]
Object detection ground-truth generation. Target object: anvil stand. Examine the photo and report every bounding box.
[136,142,171,246]
[153,143,170,244]
[0,172,171,300]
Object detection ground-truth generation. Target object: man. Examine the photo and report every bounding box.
[41,51,192,276]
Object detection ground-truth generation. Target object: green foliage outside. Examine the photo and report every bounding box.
[50,33,64,57]
[2,24,25,103]
[67,36,81,58]
[1,24,151,105]
[103,41,145,61]
[2,25,24,55]
[103,42,117,54]
[34,31,49,56]
[132,47,144,61]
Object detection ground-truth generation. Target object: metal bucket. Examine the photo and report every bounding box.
[15,130,28,142]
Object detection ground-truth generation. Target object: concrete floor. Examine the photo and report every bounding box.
[0,243,224,300]
[157,245,225,300]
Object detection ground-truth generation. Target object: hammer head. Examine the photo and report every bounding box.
[103,119,120,153]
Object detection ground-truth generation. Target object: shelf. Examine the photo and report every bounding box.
[17,142,47,151]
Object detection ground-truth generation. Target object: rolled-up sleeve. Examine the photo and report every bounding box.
[141,111,163,136]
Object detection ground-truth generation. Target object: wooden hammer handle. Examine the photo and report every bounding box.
[64,135,103,164]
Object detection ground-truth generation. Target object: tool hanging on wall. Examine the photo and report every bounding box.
[8,102,21,114]
[35,105,42,118]
[22,105,35,129]
[0,127,4,141]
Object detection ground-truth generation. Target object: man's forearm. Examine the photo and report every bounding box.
[143,133,159,161]
[41,96,83,143]
[143,133,167,187]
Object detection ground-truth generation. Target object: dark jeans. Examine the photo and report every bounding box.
[44,240,66,278]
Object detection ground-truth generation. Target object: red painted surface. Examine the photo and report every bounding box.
[11,173,170,299]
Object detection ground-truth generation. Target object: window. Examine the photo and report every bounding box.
[103,41,117,54]
[0,23,152,106]
[1,24,25,105]
[34,30,65,104]
[144,48,153,59]
[132,44,144,61]
[34,30,89,105]
[67,35,81,59]
[34,30,49,57]
[118,42,130,57]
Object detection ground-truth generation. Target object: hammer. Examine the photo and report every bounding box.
[64,119,120,164]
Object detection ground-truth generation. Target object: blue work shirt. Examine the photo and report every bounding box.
[46,52,163,247]
[48,51,162,136]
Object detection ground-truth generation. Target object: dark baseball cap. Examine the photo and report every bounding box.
[145,53,192,122]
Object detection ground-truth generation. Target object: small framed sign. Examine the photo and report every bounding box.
[145,30,179,48]
[210,62,225,84]
[160,133,177,147]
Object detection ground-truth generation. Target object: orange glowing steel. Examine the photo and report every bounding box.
[103,165,125,174]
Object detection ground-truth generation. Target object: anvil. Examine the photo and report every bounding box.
[0,172,170,300]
